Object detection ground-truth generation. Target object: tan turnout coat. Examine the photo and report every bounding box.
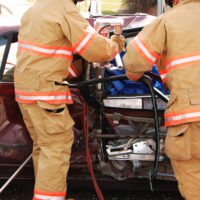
[14,0,119,106]
[123,0,200,127]
[14,0,120,198]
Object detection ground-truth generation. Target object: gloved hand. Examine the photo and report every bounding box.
[110,35,125,53]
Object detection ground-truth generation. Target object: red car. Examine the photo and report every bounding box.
[0,14,177,194]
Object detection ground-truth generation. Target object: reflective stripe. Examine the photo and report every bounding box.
[18,40,73,60]
[33,190,66,200]
[34,194,65,200]
[34,190,66,196]
[111,46,118,60]
[133,35,159,66]
[165,52,200,74]
[15,90,73,104]
[160,52,200,83]
[69,64,79,79]
[159,70,166,83]
[160,74,166,82]
[16,94,72,101]
[73,31,96,55]
[165,109,200,126]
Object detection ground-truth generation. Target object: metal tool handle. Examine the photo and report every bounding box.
[0,154,32,194]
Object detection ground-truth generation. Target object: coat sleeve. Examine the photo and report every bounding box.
[123,16,166,81]
[60,5,118,63]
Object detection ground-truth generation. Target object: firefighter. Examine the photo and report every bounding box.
[123,0,200,199]
[14,0,125,199]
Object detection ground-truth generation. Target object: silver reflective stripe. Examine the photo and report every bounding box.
[18,43,73,56]
[87,24,96,33]
[165,111,200,122]
[75,32,94,53]
[69,67,78,78]
[34,194,65,200]
[16,94,72,101]
[135,36,157,63]
[166,55,200,70]
[160,73,166,80]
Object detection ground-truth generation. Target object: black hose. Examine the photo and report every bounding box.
[75,74,162,182]
[140,75,160,181]
[78,74,161,179]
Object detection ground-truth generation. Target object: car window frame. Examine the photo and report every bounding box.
[0,31,18,81]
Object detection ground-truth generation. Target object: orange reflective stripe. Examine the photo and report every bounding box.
[161,52,200,84]
[34,190,66,196]
[15,90,71,96]
[165,108,200,127]
[69,63,79,79]
[165,116,200,127]
[73,31,96,55]
[165,108,200,118]
[15,97,73,104]
[18,47,73,60]
[15,97,35,103]
[165,51,200,74]
[133,35,159,66]
[18,40,73,60]
[19,40,73,51]
[73,31,88,50]
[34,189,66,200]
[137,35,158,59]
[159,69,166,83]
[15,90,73,104]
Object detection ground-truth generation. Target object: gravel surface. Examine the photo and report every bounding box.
[0,181,184,200]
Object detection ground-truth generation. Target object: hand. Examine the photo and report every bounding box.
[110,35,125,53]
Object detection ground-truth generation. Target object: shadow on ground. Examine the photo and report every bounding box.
[0,180,184,200]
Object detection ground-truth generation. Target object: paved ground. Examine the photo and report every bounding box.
[0,180,184,200]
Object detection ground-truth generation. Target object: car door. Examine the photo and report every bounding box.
[0,30,32,176]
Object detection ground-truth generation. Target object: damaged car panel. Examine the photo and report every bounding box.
[0,14,176,191]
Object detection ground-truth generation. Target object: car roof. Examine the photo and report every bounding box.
[0,13,156,34]
[0,25,19,34]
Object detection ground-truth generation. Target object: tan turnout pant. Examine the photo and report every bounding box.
[165,122,200,200]
[18,102,74,199]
